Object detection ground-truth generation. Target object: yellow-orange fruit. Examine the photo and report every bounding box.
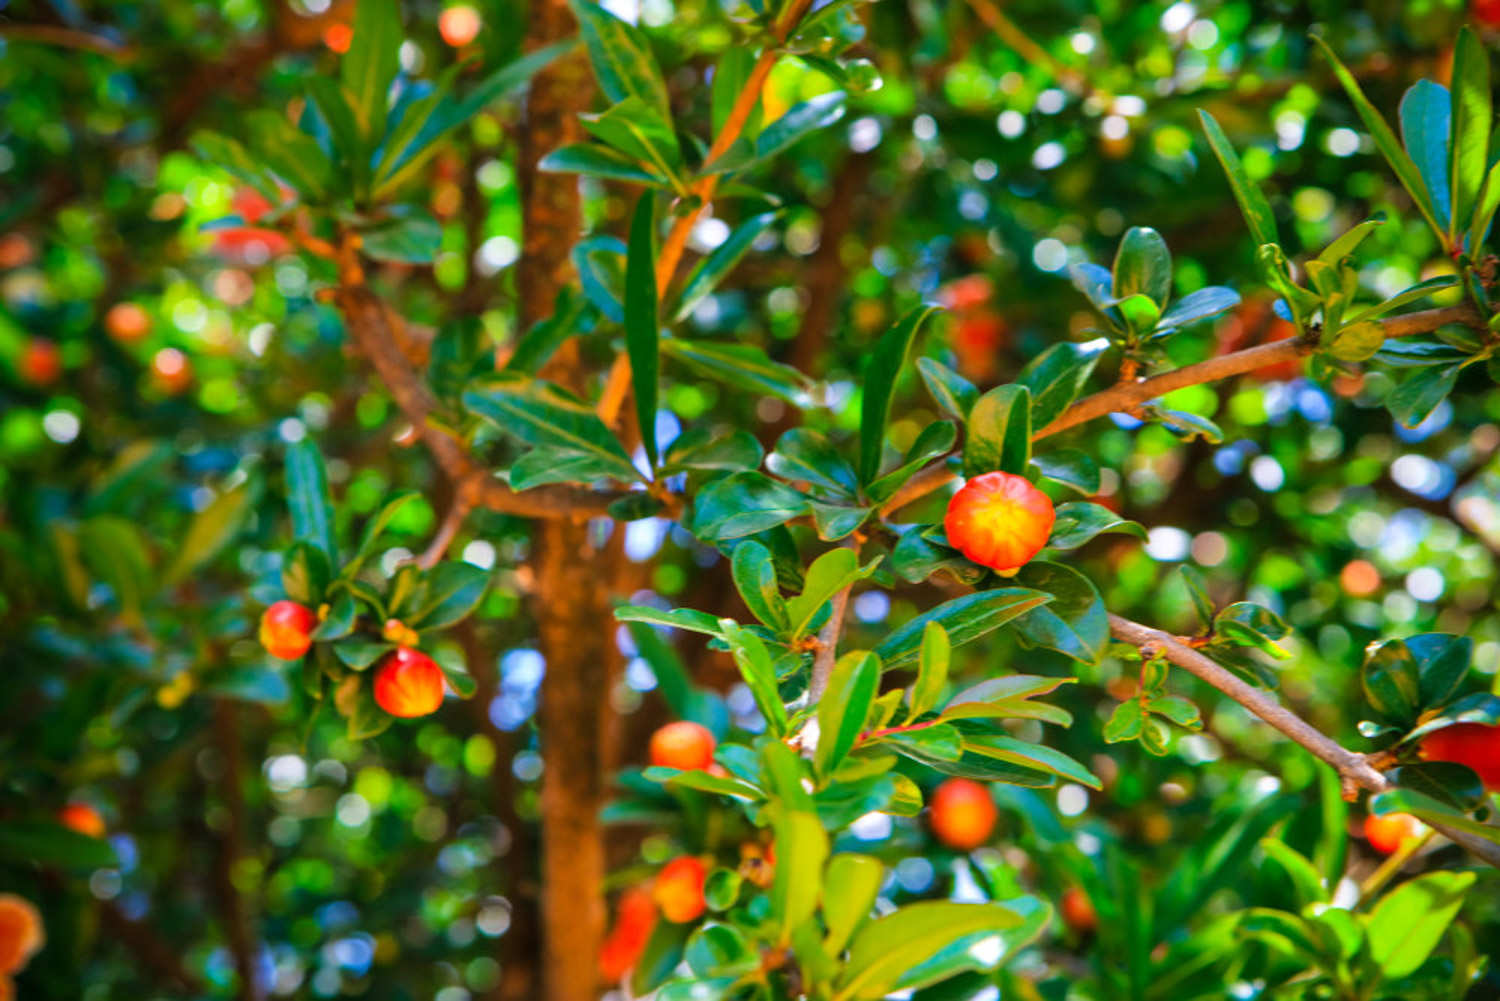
[438,5,482,46]
[1060,887,1097,933]
[373,647,446,717]
[1419,723,1500,790]
[653,856,707,924]
[929,778,998,851]
[944,472,1055,573]
[1363,812,1425,855]
[59,803,106,838]
[649,721,716,771]
[105,303,152,344]
[259,601,317,661]
[598,887,656,981]
[0,895,44,975]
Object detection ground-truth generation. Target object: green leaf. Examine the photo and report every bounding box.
[167,478,254,584]
[1256,838,1328,908]
[1156,286,1240,332]
[244,110,335,203]
[1449,28,1490,246]
[1324,319,1384,362]
[836,902,1023,1001]
[342,0,401,147]
[1214,601,1291,659]
[1407,633,1473,709]
[625,193,661,467]
[580,97,683,185]
[281,541,331,607]
[1365,869,1476,980]
[504,290,585,376]
[815,651,881,776]
[1388,761,1484,813]
[890,528,987,587]
[312,591,357,641]
[570,0,671,120]
[690,471,810,542]
[908,621,950,721]
[631,919,693,995]
[674,211,780,322]
[1198,110,1278,248]
[1009,561,1108,665]
[661,338,814,406]
[874,588,1051,669]
[463,373,640,481]
[1112,226,1172,308]
[509,446,636,489]
[722,623,789,736]
[616,604,726,638]
[730,540,789,633]
[963,384,1031,477]
[0,821,119,871]
[1371,787,1500,847]
[785,548,877,641]
[866,421,956,503]
[1400,79,1452,231]
[305,77,367,194]
[768,429,859,497]
[661,428,764,472]
[709,92,847,173]
[1387,361,1462,428]
[190,131,280,204]
[1361,637,1423,725]
[916,357,978,421]
[409,562,490,629]
[1031,449,1099,495]
[539,142,670,186]
[359,210,442,264]
[1047,501,1145,550]
[1147,694,1202,730]
[1178,564,1214,626]
[823,854,883,954]
[1104,699,1144,742]
[768,807,829,944]
[572,235,627,322]
[644,767,762,801]
[940,675,1075,727]
[961,731,1100,788]
[1313,36,1445,240]
[704,868,743,911]
[859,305,939,485]
[333,637,393,671]
[1016,340,1106,429]
[1349,275,1460,323]
[684,923,759,979]
[286,439,338,566]
[1469,157,1500,253]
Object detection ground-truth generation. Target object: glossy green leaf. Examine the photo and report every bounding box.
[916,356,978,421]
[963,384,1031,477]
[359,210,442,263]
[625,193,661,467]
[1016,340,1106,429]
[1104,699,1144,742]
[730,540,789,633]
[1198,110,1278,248]
[1366,870,1476,979]
[836,902,1022,1000]
[580,97,683,183]
[342,0,400,146]
[0,821,119,871]
[661,338,814,406]
[690,471,810,542]
[409,562,489,629]
[962,731,1100,788]
[539,142,669,186]
[823,853,883,954]
[570,0,671,119]
[1400,79,1452,230]
[1031,449,1099,495]
[1449,28,1490,244]
[908,621,950,721]
[859,305,939,485]
[661,428,764,472]
[786,547,877,641]
[674,211,780,322]
[463,374,639,481]
[1009,561,1108,665]
[244,110,334,203]
[1361,637,1423,724]
[305,76,367,192]
[709,92,847,173]
[768,428,860,497]
[874,588,1051,669]
[722,622,789,736]
[1047,501,1145,550]
[190,131,280,203]
[281,541,331,607]
[1157,285,1240,332]
[815,651,881,776]
[768,806,829,944]
[286,439,338,565]
[1387,360,1462,428]
[1112,226,1172,308]
[866,421,956,503]
[167,478,254,584]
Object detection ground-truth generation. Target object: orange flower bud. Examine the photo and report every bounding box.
[1363,812,1425,855]
[653,856,707,924]
[59,802,106,838]
[259,600,317,661]
[0,895,44,975]
[648,721,716,771]
[944,471,1055,573]
[929,777,997,851]
[373,647,446,718]
[1419,723,1500,790]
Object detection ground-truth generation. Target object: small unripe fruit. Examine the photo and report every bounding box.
[0,895,43,975]
[374,647,446,717]
[1363,812,1425,855]
[1060,887,1097,933]
[1418,723,1500,790]
[439,5,482,46]
[18,338,61,386]
[259,600,317,660]
[653,856,707,924]
[929,777,998,851]
[599,887,656,981]
[944,471,1055,573]
[649,721,716,771]
[105,303,152,344]
[59,803,106,838]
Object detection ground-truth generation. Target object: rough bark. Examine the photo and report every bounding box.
[515,4,612,1000]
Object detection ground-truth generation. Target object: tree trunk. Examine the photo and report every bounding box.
[516,4,610,1000]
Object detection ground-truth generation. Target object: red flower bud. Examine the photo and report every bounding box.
[259,600,317,661]
[944,471,1055,573]
[373,647,446,718]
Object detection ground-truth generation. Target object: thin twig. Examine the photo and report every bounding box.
[416,482,478,569]
[0,23,136,60]
[965,0,1089,95]
[876,304,1484,518]
[806,538,861,703]
[1108,614,1500,868]
[596,0,816,427]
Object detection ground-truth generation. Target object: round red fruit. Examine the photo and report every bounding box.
[929,777,998,851]
[19,339,61,386]
[1060,887,1097,933]
[1363,812,1424,855]
[373,647,446,718]
[439,5,482,46]
[58,802,106,838]
[1418,722,1500,790]
[649,721,716,771]
[944,471,1055,573]
[653,856,708,924]
[259,600,317,660]
[105,303,151,344]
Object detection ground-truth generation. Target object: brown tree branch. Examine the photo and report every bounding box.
[209,700,262,1001]
[1108,614,1500,868]
[806,539,861,703]
[877,303,1484,518]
